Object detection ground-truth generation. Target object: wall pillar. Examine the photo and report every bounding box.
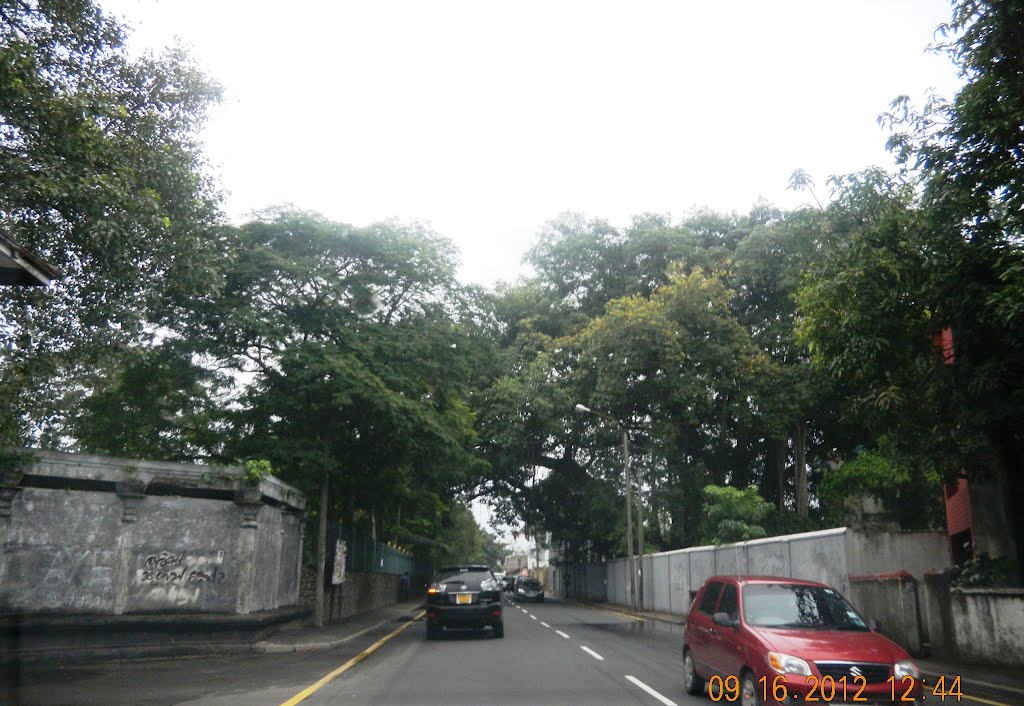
[113,480,147,615]
[0,468,24,521]
[234,488,262,615]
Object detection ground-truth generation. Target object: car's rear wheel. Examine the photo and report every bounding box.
[493,622,504,638]
[426,623,441,640]
[740,670,761,706]
[682,648,704,695]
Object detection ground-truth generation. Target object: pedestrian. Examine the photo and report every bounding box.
[399,571,410,602]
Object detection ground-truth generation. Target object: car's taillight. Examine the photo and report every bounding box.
[427,586,440,595]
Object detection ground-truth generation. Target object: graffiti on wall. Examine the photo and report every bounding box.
[138,550,227,585]
[135,550,227,606]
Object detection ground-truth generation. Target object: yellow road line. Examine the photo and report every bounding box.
[279,611,425,706]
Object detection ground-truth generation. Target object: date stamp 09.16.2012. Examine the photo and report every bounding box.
[706,674,965,702]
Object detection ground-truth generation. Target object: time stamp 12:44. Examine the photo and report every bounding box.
[707,675,964,702]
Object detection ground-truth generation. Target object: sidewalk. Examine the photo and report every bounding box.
[588,601,1024,705]
[253,600,425,654]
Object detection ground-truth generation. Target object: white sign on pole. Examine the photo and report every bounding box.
[332,539,347,584]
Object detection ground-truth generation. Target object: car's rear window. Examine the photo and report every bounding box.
[518,579,541,588]
[432,567,493,588]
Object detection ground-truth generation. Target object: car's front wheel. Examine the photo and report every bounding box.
[682,648,704,695]
[740,670,761,706]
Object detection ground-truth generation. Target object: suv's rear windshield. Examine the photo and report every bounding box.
[432,567,493,588]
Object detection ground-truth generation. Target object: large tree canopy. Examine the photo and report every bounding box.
[1,0,224,444]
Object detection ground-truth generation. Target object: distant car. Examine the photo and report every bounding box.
[682,575,922,705]
[501,575,516,593]
[513,576,545,603]
[425,565,504,639]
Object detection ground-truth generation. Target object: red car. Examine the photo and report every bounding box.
[682,576,922,705]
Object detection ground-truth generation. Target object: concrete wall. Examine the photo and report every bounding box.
[847,573,922,654]
[592,528,948,618]
[845,531,951,582]
[0,450,305,617]
[564,526,952,655]
[950,588,1024,666]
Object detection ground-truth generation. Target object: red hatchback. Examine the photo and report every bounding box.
[682,576,922,705]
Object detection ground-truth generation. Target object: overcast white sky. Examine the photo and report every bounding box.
[101,0,961,289]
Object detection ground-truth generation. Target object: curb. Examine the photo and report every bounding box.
[253,605,426,654]
[253,622,383,654]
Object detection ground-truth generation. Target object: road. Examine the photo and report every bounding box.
[8,597,699,706]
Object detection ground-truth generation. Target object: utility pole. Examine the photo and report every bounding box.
[622,427,637,612]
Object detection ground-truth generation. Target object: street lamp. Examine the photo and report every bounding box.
[574,403,637,612]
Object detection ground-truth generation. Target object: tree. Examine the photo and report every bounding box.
[578,266,770,547]
[802,0,1024,570]
[428,504,506,568]
[699,485,772,545]
[0,0,224,444]
[817,437,943,531]
[191,210,490,542]
[72,342,229,461]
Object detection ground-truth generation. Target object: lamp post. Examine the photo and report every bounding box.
[574,403,637,612]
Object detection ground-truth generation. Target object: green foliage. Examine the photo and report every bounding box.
[699,485,772,545]
[951,552,1017,588]
[820,447,909,508]
[72,344,229,462]
[0,447,36,475]
[193,209,493,544]
[801,0,1024,564]
[243,459,273,486]
[0,0,225,444]
[428,504,507,568]
[818,438,944,532]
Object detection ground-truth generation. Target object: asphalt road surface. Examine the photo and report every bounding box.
[8,597,701,706]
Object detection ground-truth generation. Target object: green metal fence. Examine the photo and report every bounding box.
[328,525,416,576]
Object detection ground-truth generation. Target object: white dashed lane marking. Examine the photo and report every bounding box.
[580,646,604,661]
[556,630,570,639]
[625,675,677,706]
[540,622,550,628]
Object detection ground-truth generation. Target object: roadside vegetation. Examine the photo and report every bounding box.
[2,0,1021,578]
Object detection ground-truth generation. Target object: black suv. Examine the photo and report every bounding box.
[425,565,504,639]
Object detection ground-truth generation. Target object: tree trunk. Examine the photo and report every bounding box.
[795,422,808,517]
[314,472,329,628]
[991,421,1024,580]
[765,438,786,510]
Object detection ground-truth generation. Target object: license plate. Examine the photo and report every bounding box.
[456,593,472,605]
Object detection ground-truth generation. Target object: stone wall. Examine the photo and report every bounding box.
[0,450,306,617]
[299,567,427,624]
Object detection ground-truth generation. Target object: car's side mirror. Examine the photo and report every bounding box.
[713,612,737,628]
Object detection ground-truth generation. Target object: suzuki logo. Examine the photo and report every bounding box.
[849,666,863,678]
